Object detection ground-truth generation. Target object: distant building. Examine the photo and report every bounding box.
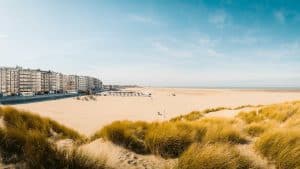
[40,71,63,94]
[0,67,19,95]
[62,75,79,93]
[19,68,41,95]
[0,66,102,96]
[78,76,89,92]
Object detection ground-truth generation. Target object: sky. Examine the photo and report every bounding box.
[0,0,300,87]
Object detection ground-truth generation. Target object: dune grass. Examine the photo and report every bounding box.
[0,107,84,142]
[237,101,300,124]
[177,143,263,169]
[255,129,300,169]
[145,122,206,158]
[93,117,247,158]
[170,107,227,122]
[92,120,150,154]
[199,118,248,144]
[0,106,111,169]
[0,128,110,169]
[244,121,277,137]
[237,110,264,124]
[170,111,204,122]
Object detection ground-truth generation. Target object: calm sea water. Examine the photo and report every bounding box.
[154,86,300,91]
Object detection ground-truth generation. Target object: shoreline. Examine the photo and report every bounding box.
[139,86,300,92]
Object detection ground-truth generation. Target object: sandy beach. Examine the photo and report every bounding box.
[11,87,300,136]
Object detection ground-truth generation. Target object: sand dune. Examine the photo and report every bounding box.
[12,87,300,136]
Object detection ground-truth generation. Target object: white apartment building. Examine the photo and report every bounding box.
[62,75,79,93]
[78,76,102,93]
[78,76,89,92]
[41,71,50,93]
[0,67,19,95]
[19,69,42,94]
[0,66,102,95]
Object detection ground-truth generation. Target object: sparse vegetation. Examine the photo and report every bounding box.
[170,111,204,122]
[170,107,227,122]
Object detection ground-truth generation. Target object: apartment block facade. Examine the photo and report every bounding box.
[78,76,102,92]
[0,67,19,95]
[0,66,102,96]
[19,69,42,94]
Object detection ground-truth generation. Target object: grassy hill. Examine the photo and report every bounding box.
[0,101,299,169]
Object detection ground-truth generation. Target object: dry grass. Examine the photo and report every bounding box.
[237,101,300,124]
[170,107,227,122]
[94,118,247,158]
[255,129,300,169]
[0,106,111,169]
[244,121,277,137]
[177,143,263,169]
[92,120,150,154]
[237,110,264,124]
[1,107,84,142]
[145,122,206,158]
[199,118,248,144]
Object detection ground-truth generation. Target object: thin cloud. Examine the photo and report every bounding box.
[255,41,300,58]
[0,34,8,39]
[230,36,263,45]
[198,37,218,47]
[128,14,159,25]
[274,10,285,23]
[152,38,223,58]
[209,10,228,28]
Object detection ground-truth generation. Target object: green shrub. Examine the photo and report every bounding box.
[93,121,150,154]
[177,143,262,169]
[255,129,300,169]
[145,122,206,158]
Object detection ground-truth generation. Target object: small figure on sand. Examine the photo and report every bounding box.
[157,112,163,116]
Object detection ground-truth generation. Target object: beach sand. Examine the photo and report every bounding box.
[12,87,300,136]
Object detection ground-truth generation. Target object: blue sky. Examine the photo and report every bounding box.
[0,0,300,87]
